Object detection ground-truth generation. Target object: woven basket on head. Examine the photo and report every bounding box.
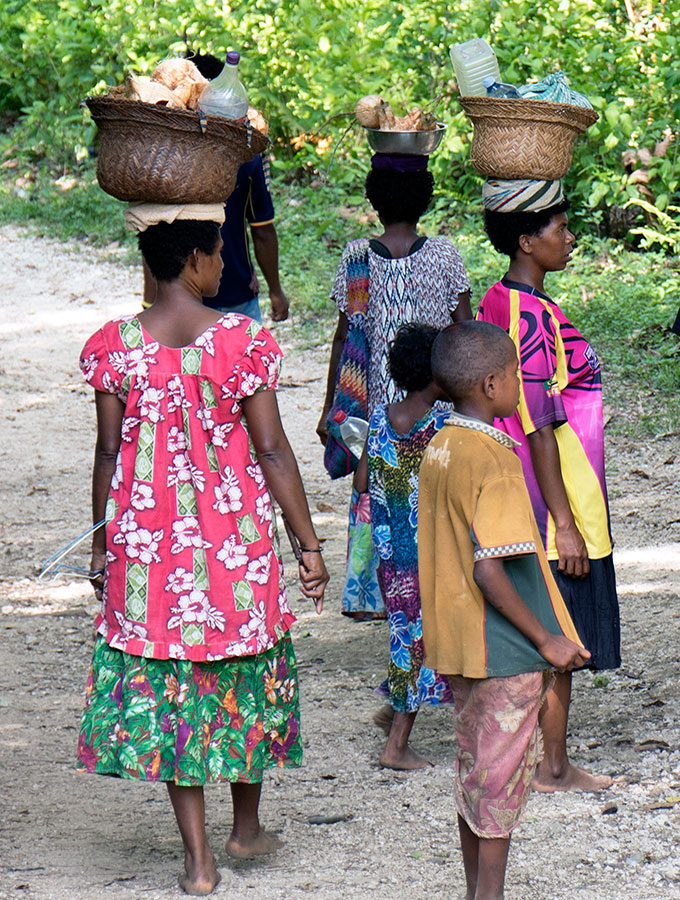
[459,97,598,180]
[86,97,268,204]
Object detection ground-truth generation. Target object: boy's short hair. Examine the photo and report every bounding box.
[138,220,221,282]
[388,323,440,393]
[484,199,570,258]
[432,320,515,401]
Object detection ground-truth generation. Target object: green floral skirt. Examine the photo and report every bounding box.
[77,633,302,785]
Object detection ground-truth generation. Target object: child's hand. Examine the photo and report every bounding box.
[537,634,591,672]
[299,549,329,614]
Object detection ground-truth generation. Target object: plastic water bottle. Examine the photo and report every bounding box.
[333,410,368,459]
[198,51,248,121]
[449,38,501,97]
[483,76,522,99]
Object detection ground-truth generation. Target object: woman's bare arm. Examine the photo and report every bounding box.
[316,311,349,444]
[243,389,329,609]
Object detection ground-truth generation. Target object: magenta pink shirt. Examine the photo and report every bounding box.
[80,314,295,661]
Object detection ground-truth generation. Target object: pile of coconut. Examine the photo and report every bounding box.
[109,58,267,133]
[355,95,437,132]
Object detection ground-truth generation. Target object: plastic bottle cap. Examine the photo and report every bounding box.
[482,75,496,88]
[226,51,240,65]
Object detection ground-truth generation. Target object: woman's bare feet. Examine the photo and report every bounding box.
[372,704,395,736]
[379,743,434,771]
[225,828,284,859]
[178,850,221,896]
[533,761,613,793]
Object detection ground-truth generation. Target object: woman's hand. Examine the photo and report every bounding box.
[316,408,330,445]
[555,522,590,579]
[89,549,107,601]
[298,549,329,614]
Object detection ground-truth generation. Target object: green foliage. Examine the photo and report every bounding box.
[0,0,679,230]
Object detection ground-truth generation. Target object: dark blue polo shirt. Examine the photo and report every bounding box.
[205,154,275,310]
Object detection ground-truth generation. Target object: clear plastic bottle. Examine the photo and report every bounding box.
[332,410,368,459]
[198,51,248,121]
[449,38,501,97]
[483,75,521,99]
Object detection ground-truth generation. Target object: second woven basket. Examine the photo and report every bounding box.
[460,96,598,180]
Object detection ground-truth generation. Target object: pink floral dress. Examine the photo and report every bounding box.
[80,313,295,662]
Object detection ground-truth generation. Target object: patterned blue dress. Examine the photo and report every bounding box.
[368,404,453,712]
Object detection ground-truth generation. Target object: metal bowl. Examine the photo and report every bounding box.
[365,123,446,155]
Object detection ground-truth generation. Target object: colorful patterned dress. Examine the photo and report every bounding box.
[76,313,302,785]
[367,404,453,712]
[333,236,470,619]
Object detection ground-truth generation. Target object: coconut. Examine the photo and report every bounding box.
[355,95,386,129]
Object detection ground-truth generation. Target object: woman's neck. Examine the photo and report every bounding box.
[505,257,546,294]
[377,221,421,259]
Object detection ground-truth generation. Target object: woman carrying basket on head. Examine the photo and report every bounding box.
[77,204,328,895]
[317,153,472,621]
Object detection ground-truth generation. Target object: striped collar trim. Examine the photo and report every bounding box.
[445,412,521,449]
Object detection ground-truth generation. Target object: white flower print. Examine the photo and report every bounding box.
[216,535,248,570]
[211,421,235,448]
[196,406,215,432]
[121,416,141,442]
[254,493,272,524]
[81,353,98,381]
[117,509,138,534]
[212,467,243,514]
[220,313,245,330]
[238,601,268,644]
[494,703,528,734]
[165,567,195,594]
[168,643,187,659]
[109,350,128,376]
[101,371,123,395]
[167,589,226,632]
[110,457,123,491]
[138,384,165,423]
[246,463,266,491]
[246,552,271,585]
[126,343,159,377]
[167,376,191,413]
[238,371,264,396]
[130,481,155,511]
[112,609,148,645]
[195,328,217,356]
[170,517,211,554]
[167,452,192,487]
[167,426,187,452]
[113,521,163,565]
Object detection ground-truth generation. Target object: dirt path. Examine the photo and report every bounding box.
[1,224,679,900]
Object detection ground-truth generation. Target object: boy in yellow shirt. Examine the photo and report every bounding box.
[418,320,589,900]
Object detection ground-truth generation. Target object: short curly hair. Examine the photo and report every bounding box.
[432,320,515,402]
[484,199,570,259]
[388,323,440,393]
[138,220,222,282]
[365,168,434,225]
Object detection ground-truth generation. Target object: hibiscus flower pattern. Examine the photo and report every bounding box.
[80,315,295,661]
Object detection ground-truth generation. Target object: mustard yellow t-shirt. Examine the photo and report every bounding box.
[418,413,582,679]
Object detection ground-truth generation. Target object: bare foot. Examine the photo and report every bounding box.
[533,762,613,793]
[178,851,221,896]
[372,704,395,736]
[379,743,434,771]
[225,828,284,859]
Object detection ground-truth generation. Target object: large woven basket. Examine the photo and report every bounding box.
[86,97,268,203]
[459,97,598,180]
